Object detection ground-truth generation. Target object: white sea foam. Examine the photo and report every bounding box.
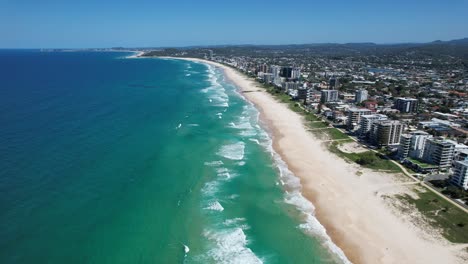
[232,99,352,264]
[205,201,224,211]
[187,123,199,127]
[201,65,230,108]
[216,167,232,179]
[269,141,352,264]
[203,228,263,264]
[237,161,246,166]
[229,106,259,137]
[248,138,260,145]
[223,218,246,226]
[202,181,220,197]
[217,142,245,160]
[204,160,224,167]
[185,73,191,76]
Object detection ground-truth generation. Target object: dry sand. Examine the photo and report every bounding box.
[161,56,465,263]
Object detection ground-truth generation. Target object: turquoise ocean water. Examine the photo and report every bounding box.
[0,51,348,263]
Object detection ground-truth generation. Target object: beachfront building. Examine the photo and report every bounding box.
[394,97,419,113]
[359,114,388,139]
[422,138,455,169]
[321,90,339,103]
[347,108,372,131]
[355,89,368,104]
[399,134,412,160]
[282,82,300,92]
[369,120,404,147]
[258,63,269,74]
[454,149,468,163]
[271,65,281,79]
[451,160,468,190]
[397,131,433,160]
[296,88,308,101]
[261,73,274,83]
[306,90,322,104]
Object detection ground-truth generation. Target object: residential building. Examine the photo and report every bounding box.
[271,65,281,78]
[398,134,412,160]
[422,138,455,169]
[397,131,432,159]
[355,89,368,104]
[329,77,339,89]
[451,160,468,190]
[291,68,301,79]
[321,90,339,103]
[306,90,321,104]
[280,67,293,78]
[359,114,388,138]
[296,88,308,100]
[369,120,404,146]
[340,93,355,102]
[261,73,274,83]
[347,108,372,131]
[282,82,299,92]
[454,149,468,163]
[363,100,378,111]
[394,97,419,113]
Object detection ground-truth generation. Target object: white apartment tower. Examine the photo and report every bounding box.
[451,161,468,190]
[355,89,368,104]
[347,108,372,131]
[422,138,455,169]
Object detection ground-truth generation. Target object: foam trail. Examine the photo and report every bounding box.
[224,76,352,264]
[204,201,224,211]
[203,228,263,264]
[217,142,245,160]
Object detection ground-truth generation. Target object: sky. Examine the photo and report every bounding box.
[1,0,467,48]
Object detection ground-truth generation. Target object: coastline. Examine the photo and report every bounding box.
[154,56,464,263]
[126,51,145,58]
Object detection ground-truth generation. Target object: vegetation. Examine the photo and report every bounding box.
[323,128,351,140]
[328,142,402,172]
[407,157,434,168]
[398,188,468,243]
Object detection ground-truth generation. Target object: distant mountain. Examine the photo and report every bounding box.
[430,38,468,45]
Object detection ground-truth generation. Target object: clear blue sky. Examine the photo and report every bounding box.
[1,0,467,48]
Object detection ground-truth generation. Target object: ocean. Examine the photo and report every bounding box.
[0,50,347,263]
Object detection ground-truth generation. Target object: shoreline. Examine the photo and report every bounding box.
[151,56,464,263]
[126,51,145,58]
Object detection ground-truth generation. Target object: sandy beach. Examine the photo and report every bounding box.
[159,56,465,263]
[126,51,145,58]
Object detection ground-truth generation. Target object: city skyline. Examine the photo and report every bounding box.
[1,0,468,48]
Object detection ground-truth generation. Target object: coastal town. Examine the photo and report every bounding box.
[142,43,468,202]
[140,42,468,250]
